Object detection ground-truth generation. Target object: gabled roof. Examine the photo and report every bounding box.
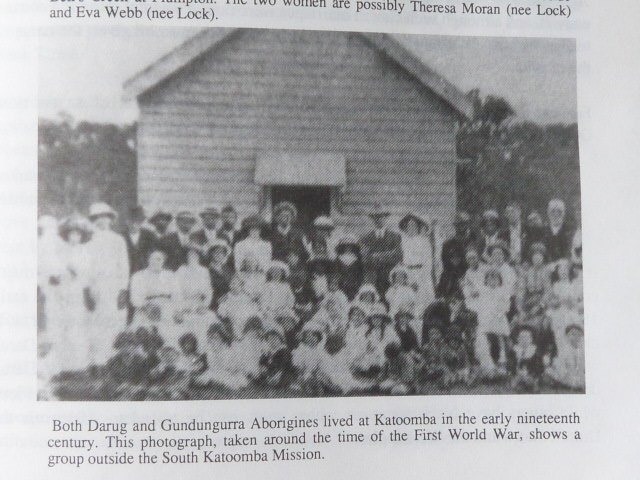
[123,28,473,119]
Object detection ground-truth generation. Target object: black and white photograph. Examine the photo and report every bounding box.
[37,27,583,401]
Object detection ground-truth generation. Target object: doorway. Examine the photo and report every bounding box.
[271,186,331,233]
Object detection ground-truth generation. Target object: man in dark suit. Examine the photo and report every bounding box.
[544,198,573,262]
[270,201,309,262]
[160,210,196,270]
[217,204,239,247]
[499,202,524,265]
[123,206,157,274]
[359,204,403,297]
[190,206,220,262]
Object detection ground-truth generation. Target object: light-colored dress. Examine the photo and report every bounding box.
[461,265,486,314]
[234,238,272,273]
[175,264,217,348]
[259,281,295,318]
[401,234,436,310]
[217,292,260,339]
[130,268,180,345]
[47,242,91,374]
[200,342,251,390]
[86,229,130,365]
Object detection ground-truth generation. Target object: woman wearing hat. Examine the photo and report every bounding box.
[398,212,437,314]
[46,216,93,375]
[85,202,130,369]
[233,214,271,273]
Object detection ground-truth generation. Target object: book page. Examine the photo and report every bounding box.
[1,0,639,478]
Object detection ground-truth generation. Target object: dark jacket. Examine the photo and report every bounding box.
[543,223,573,262]
[360,229,403,294]
[270,225,308,262]
[124,227,157,274]
[159,232,190,271]
[208,263,234,310]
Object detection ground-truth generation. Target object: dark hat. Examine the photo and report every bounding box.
[369,203,391,218]
[398,212,428,232]
[243,316,264,335]
[336,235,361,255]
[129,205,146,222]
[58,215,91,242]
[221,204,236,214]
[149,209,173,223]
[565,323,584,335]
[307,258,334,276]
[113,331,138,349]
[200,206,220,218]
[273,201,298,220]
[178,332,198,348]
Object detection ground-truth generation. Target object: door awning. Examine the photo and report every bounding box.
[255,152,346,186]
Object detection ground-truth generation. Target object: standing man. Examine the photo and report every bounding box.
[544,198,573,262]
[438,212,477,299]
[500,202,524,265]
[160,210,197,270]
[270,201,308,262]
[359,204,403,297]
[85,202,129,371]
[123,205,157,274]
[217,204,239,247]
[478,209,501,262]
[190,206,220,260]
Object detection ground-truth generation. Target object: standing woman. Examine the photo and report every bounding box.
[48,216,93,375]
[398,213,437,315]
[85,202,130,370]
[233,214,272,273]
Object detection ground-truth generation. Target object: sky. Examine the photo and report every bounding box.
[39,26,577,125]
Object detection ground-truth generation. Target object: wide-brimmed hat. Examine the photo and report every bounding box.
[313,215,335,229]
[128,205,146,222]
[176,211,196,222]
[369,203,391,218]
[207,238,231,256]
[482,209,500,222]
[273,201,298,221]
[59,215,92,242]
[88,202,117,221]
[200,206,220,218]
[398,212,428,232]
[221,204,236,215]
[336,234,361,255]
[565,323,584,335]
[149,208,172,223]
[267,260,290,279]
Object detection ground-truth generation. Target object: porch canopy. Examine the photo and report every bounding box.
[254,152,346,186]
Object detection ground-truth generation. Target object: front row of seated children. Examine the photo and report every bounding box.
[101,295,585,399]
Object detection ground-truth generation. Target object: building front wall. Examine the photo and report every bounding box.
[137,29,458,232]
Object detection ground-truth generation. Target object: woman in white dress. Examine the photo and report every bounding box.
[233,214,271,273]
[47,216,92,375]
[85,203,130,368]
[174,246,218,349]
[130,249,180,346]
[398,213,437,315]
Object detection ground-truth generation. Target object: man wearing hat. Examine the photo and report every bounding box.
[190,206,221,259]
[440,212,478,272]
[124,205,157,274]
[270,201,309,263]
[85,202,130,369]
[478,209,502,262]
[159,210,197,270]
[359,204,403,297]
[217,204,239,247]
[148,208,173,237]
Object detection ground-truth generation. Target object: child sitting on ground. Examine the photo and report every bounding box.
[104,331,150,400]
[257,327,294,388]
[351,305,399,381]
[176,333,207,375]
[292,322,326,395]
[232,316,265,383]
[195,323,249,390]
[217,274,260,339]
[385,265,417,318]
[355,284,386,316]
[509,325,544,392]
[545,324,585,391]
[259,261,295,320]
[378,342,419,395]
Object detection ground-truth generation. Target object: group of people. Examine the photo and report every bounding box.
[37,197,584,399]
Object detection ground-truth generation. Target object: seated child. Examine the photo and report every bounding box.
[385,265,417,318]
[231,316,265,382]
[292,322,326,395]
[176,333,207,375]
[447,292,478,366]
[378,342,418,395]
[196,323,249,390]
[104,331,150,400]
[273,309,302,350]
[351,305,400,379]
[421,319,451,383]
[312,293,349,351]
[146,345,189,400]
[355,284,386,316]
[239,256,266,304]
[545,324,585,390]
[259,261,295,319]
[394,310,420,354]
[443,326,471,386]
[509,325,544,392]
[217,275,260,339]
[257,327,294,388]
